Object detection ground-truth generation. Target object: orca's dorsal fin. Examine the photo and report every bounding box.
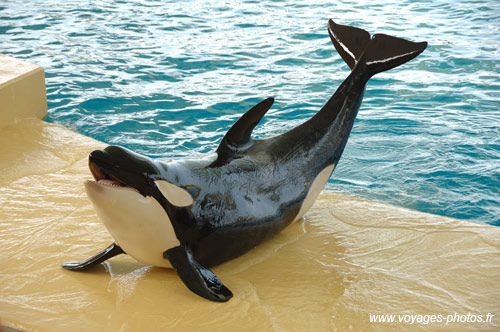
[211,97,274,167]
[219,97,274,150]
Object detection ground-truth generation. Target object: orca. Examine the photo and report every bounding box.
[62,19,427,302]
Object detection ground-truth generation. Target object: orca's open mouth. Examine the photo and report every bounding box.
[89,161,127,188]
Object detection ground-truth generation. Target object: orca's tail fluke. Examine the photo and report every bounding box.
[328,19,371,70]
[328,19,427,78]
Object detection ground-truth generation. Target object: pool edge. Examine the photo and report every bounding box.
[0,53,47,131]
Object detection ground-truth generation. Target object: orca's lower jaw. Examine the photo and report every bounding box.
[83,178,180,269]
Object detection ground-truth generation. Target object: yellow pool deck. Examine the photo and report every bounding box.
[1,55,499,332]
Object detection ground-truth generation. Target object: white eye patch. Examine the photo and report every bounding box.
[154,180,194,207]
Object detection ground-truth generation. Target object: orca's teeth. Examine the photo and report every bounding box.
[98,179,123,187]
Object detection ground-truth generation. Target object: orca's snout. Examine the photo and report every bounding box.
[89,148,106,161]
[88,145,160,197]
[89,146,143,167]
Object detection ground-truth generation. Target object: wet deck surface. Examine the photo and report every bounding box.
[1,118,499,331]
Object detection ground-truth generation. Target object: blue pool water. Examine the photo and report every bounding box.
[1,1,499,225]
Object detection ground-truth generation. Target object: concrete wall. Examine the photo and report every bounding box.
[0,53,47,131]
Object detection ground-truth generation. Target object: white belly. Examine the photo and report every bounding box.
[84,181,179,268]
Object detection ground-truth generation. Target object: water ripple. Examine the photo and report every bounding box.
[1,0,499,225]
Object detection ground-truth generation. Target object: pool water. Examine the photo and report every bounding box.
[1,0,499,225]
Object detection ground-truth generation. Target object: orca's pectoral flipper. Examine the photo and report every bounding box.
[61,242,125,271]
[165,245,233,302]
[211,97,274,167]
